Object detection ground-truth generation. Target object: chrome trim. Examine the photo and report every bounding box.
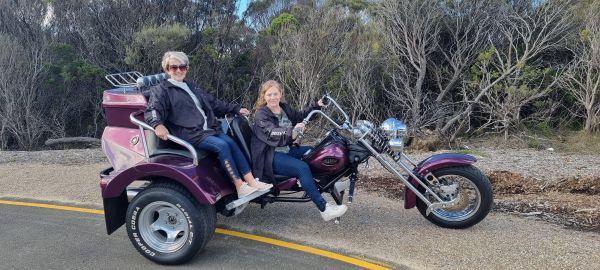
[225,189,271,211]
[401,153,418,167]
[302,110,349,130]
[388,138,404,152]
[358,137,454,212]
[302,95,351,129]
[104,71,143,88]
[327,95,351,126]
[379,118,407,139]
[139,125,149,159]
[299,95,456,214]
[223,114,233,134]
[138,201,189,253]
[129,112,199,166]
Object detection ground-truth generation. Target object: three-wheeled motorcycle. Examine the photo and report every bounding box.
[99,72,493,265]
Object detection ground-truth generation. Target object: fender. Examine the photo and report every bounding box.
[100,156,234,234]
[102,162,218,203]
[404,153,477,209]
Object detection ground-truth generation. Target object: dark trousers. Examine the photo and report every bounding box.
[273,146,327,211]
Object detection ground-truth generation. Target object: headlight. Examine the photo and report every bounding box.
[351,120,374,138]
[379,118,407,139]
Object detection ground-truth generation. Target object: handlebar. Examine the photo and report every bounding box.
[292,95,352,144]
[130,111,199,166]
[301,95,352,128]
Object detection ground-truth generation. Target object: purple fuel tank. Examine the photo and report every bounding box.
[305,142,348,177]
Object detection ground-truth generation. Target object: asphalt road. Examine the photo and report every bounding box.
[1,161,599,269]
[0,203,385,270]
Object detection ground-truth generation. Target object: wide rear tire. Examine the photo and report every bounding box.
[416,166,493,229]
[125,182,216,264]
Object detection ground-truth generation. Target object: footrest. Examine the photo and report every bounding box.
[225,189,270,210]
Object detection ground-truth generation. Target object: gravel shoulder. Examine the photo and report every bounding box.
[1,148,599,269]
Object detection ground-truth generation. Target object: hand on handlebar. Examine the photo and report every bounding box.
[318,98,329,108]
[319,94,330,107]
[155,124,169,140]
[294,122,305,132]
[238,108,251,116]
[292,123,305,145]
[292,123,305,140]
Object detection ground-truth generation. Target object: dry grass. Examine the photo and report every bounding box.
[555,131,600,154]
[453,130,600,154]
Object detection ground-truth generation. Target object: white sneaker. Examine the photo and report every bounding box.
[320,202,348,221]
[252,178,273,191]
[237,182,258,198]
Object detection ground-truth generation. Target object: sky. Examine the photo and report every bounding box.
[237,0,251,17]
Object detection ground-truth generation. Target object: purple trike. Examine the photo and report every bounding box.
[99,72,493,264]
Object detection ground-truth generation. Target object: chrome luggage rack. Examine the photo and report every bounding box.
[105,71,169,88]
[105,71,144,88]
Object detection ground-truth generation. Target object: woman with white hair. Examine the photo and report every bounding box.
[145,51,272,198]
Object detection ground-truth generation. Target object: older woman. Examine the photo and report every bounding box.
[145,51,272,198]
[251,80,347,221]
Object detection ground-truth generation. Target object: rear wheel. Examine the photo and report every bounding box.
[125,182,216,264]
[416,166,493,229]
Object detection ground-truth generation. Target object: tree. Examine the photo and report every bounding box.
[270,6,354,107]
[244,0,296,31]
[376,0,441,131]
[341,24,382,123]
[559,3,600,133]
[440,0,576,140]
[431,0,497,132]
[42,43,106,139]
[0,34,48,150]
[0,0,49,150]
[125,24,191,74]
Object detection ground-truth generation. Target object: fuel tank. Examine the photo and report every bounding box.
[303,130,349,177]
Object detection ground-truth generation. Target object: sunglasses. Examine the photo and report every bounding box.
[168,64,188,71]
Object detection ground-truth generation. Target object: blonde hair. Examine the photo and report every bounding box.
[161,51,189,72]
[254,80,286,112]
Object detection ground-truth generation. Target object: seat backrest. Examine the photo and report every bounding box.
[137,73,168,100]
[145,129,209,160]
[136,73,168,88]
[229,116,253,164]
[229,116,295,184]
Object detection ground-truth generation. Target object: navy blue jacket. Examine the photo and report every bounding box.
[251,102,321,182]
[145,80,241,144]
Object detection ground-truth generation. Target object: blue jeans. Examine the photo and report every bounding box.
[194,133,251,183]
[273,146,327,212]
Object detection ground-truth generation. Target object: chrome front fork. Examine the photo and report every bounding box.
[358,138,458,215]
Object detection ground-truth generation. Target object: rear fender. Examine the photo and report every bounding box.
[404,153,477,209]
[100,157,234,234]
[102,163,217,203]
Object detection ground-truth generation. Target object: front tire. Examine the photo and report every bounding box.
[125,182,216,265]
[416,166,493,229]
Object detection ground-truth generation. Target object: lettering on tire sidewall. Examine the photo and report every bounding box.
[129,202,195,257]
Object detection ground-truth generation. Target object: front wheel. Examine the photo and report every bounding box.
[125,182,216,264]
[416,166,493,229]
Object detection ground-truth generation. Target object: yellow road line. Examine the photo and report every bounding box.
[0,199,391,270]
[216,228,391,270]
[0,200,104,215]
